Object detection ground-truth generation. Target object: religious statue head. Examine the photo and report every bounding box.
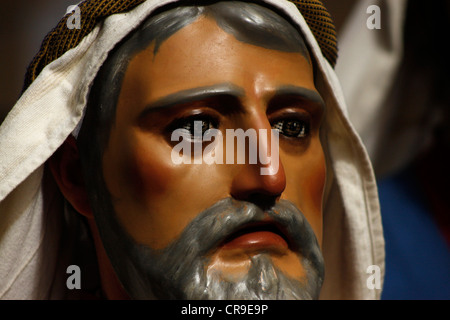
[0,0,384,301]
[49,0,326,299]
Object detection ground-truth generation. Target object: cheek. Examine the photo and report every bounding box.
[101,131,184,247]
[125,137,176,200]
[304,148,326,213]
[103,131,175,202]
[101,130,230,249]
[281,139,326,243]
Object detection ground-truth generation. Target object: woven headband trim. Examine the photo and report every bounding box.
[23,0,337,91]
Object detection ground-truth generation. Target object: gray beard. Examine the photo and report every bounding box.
[95,197,325,300]
[180,254,318,300]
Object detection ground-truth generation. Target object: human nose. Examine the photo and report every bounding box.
[229,113,286,205]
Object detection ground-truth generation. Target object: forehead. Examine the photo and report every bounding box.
[119,2,310,60]
[116,16,315,116]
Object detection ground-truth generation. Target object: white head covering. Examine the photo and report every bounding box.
[334,0,410,176]
[0,0,384,299]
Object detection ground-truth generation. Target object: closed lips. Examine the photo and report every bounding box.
[220,221,291,252]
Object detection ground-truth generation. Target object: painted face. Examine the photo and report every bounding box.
[100,15,326,299]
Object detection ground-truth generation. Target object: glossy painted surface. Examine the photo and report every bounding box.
[101,15,326,286]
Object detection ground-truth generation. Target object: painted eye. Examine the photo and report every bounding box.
[175,117,217,141]
[272,119,309,138]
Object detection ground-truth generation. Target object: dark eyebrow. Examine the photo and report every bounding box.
[268,85,325,113]
[139,83,245,118]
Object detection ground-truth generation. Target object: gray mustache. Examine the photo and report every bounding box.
[169,197,321,257]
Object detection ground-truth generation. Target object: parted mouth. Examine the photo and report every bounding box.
[108,197,324,299]
[219,220,293,253]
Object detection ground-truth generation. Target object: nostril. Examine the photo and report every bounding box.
[245,193,279,211]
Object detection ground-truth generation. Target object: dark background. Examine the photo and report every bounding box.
[0,0,75,124]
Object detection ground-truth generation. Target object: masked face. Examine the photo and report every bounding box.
[99,14,326,299]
